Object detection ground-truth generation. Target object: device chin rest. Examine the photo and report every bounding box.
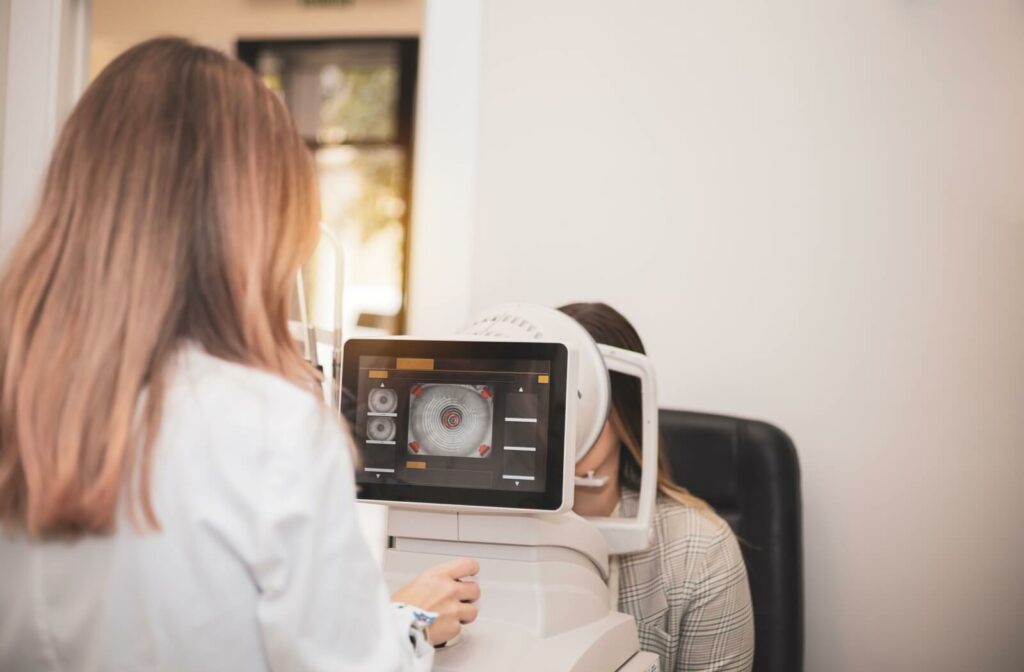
[575,470,610,487]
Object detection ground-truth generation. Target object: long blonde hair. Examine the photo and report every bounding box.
[0,37,320,537]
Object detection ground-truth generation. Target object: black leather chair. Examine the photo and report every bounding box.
[660,409,803,672]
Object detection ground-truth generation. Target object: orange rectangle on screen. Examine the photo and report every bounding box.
[397,358,435,371]
[538,375,549,384]
[368,370,389,379]
[406,461,427,470]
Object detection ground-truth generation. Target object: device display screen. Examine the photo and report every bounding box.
[341,339,568,510]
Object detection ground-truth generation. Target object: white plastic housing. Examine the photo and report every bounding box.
[591,344,659,555]
[462,305,658,555]
[460,303,611,463]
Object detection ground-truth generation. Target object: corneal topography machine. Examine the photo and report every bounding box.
[338,303,661,671]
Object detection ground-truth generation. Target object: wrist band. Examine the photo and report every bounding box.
[394,602,438,659]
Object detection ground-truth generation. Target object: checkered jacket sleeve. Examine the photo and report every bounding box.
[617,491,755,672]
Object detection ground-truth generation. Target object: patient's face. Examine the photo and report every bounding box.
[575,420,620,477]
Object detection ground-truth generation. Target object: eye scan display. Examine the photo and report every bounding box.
[407,384,494,458]
[345,347,558,496]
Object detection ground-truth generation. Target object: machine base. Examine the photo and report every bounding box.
[383,511,661,671]
[432,612,659,672]
[618,651,661,672]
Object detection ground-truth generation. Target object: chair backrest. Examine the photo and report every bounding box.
[659,409,803,672]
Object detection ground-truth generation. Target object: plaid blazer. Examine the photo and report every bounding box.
[615,490,755,672]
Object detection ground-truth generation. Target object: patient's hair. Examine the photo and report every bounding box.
[0,37,320,537]
[559,302,709,511]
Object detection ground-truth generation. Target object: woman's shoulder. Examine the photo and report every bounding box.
[163,343,336,454]
[620,489,744,590]
[621,488,734,545]
[654,493,735,550]
[153,345,351,522]
[619,492,755,671]
[172,343,316,407]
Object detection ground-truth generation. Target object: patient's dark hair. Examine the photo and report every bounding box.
[558,302,709,510]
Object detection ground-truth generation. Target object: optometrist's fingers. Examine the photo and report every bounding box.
[456,579,480,603]
[457,602,479,625]
[438,557,479,580]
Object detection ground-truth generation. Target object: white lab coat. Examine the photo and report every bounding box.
[0,345,432,672]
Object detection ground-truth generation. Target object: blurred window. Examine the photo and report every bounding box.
[238,38,418,337]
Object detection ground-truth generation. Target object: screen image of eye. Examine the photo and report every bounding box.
[367,417,397,441]
[368,387,398,413]
[407,384,493,458]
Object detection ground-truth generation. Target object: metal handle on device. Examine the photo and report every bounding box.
[588,344,659,555]
[318,225,346,411]
[287,224,347,410]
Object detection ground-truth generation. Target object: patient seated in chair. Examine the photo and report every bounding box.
[561,302,755,672]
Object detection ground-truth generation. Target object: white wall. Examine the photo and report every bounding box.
[412,0,1024,669]
[0,0,89,265]
[406,0,482,336]
[0,0,9,230]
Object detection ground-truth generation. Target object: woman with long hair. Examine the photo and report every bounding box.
[560,302,755,672]
[0,37,476,671]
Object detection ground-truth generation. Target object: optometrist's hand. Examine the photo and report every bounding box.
[392,557,481,645]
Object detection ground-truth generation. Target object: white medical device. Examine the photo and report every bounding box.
[459,303,660,556]
[339,304,661,671]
